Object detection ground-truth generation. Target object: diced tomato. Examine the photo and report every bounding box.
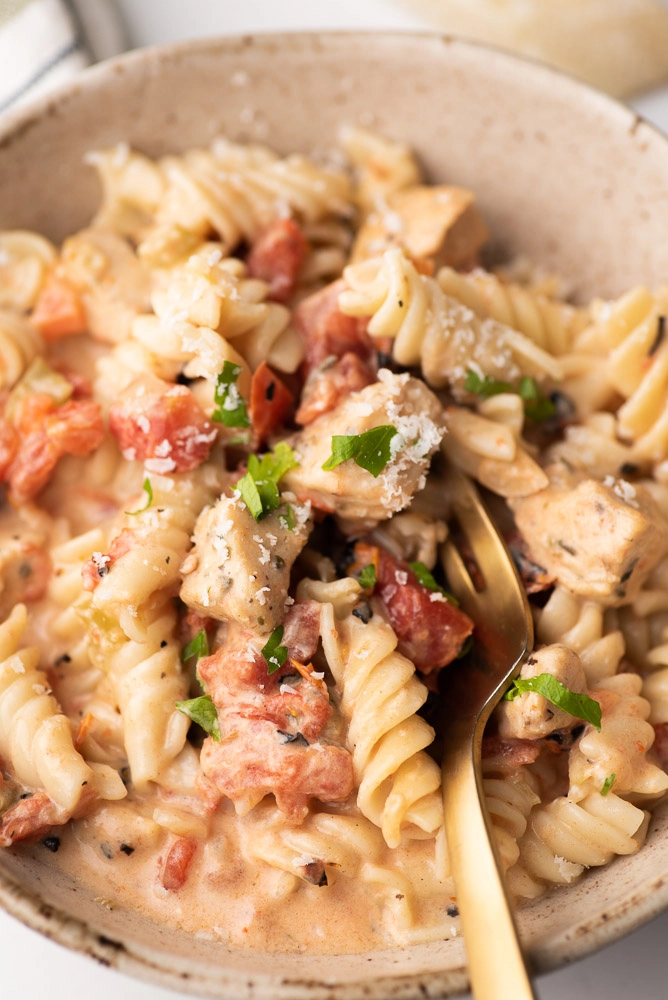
[161,837,197,891]
[296,352,376,425]
[82,528,135,592]
[374,546,474,674]
[246,219,308,302]
[31,275,87,339]
[201,717,353,821]
[0,791,66,846]
[6,396,104,504]
[295,279,375,375]
[109,376,217,474]
[0,417,18,480]
[281,601,321,665]
[249,361,293,447]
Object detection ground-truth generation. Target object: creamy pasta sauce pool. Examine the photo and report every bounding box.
[1,128,668,952]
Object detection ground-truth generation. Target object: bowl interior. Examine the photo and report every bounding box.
[1,31,668,999]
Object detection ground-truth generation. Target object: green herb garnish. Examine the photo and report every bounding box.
[181,628,209,665]
[212,361,250,428]
[600,773,616,797]
[262,624,288,675]
[464,370,513,398]
[504,673,602,730]
[464,369,556,423]
[357,564,377,589]
[236,441,298,521]
[125,478,153,516]
[518,376,556,423]
[322,425,401,478]
[175,694,220,740]
[455,635,474,659]
[278,503,296,532]
[409,560,459,606]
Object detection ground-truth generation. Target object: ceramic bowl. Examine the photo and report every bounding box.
[1,31,668,1000]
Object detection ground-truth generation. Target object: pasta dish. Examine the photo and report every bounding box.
[0,127,667,951]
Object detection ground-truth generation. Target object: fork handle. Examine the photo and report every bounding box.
[443,746,538,1000]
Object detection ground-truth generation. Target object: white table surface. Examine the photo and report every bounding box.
[3,1,668,997]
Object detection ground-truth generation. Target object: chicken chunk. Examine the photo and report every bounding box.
[511,477,668,605]
[496,644,588,741]
[180,493,312,630]
[351,185,488,269]
[283,370,445,522]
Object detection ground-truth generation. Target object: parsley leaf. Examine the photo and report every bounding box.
[125,478,153,516]
[236,442,298,521]
[175,694,220,740]
[409,560,459,606]
[357,564,377,589]
[278,503,296,531]
[601,773,616,797]
[212,361,250,428]
[464,370,513,398]
[322,425,400,478]
[504,673,602,730]
[518,376,556,423]
[465,369,556,424]
[262,625,288,674]
[181,628,209,665]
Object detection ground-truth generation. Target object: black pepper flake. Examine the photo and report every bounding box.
[98,564,109,578]
[119,843,134,856]
[100,842,114,860]
[649,315,666,356]
[398,300,404,308]
[620,558,638,584]
[55,654,72,666]
[276,730,309,747]
[265,380,276,402]
[620,462,640,478]
[446,904,459,918]
[160,640,167,648]
[557,540,577,556]
[352,600,373,624]
[42,836,60,853]
[160,672,166,679]
[165,556,171,564]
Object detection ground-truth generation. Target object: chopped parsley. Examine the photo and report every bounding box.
[601,773,616,797]
[464,369,556,423]
[322,425,400,478]
[262,625,288,675]
[278,503,296,532]
[504,673,602,730]
[236,441,298,521]
[464,370,513,399]
[181,628,209,665]
[409,560,459,606]
[212,361,250,428]
[175,694,220,740]
[357,564,377,589]
[125,478,153,516]
[517,376,557,423]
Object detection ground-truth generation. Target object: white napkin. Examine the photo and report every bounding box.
[0,0,126,116]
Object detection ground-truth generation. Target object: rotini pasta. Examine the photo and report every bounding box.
[0,126,666,959]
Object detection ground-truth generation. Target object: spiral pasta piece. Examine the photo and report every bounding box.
[0,605,125,813]
[318,588,442,847]
[85,139,354,255]
[339,125,421,213]
[437,266,588,356]
[536,586,626,686]
[482,758,541,873]
[568,673,668,800]
[507,792,649,900]
[338,248,563,390]
[0,230,56,311]
[0,309,43,390]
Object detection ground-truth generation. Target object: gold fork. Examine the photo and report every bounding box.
[440,463,538,1000]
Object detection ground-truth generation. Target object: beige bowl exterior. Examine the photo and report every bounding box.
[1,31,668,999]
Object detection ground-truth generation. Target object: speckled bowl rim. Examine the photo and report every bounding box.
[0,30,667,999]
